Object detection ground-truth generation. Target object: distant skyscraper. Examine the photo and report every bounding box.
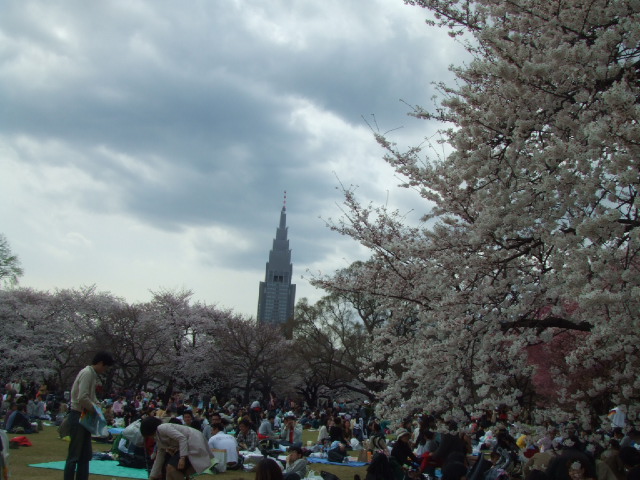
[257,200,296,324]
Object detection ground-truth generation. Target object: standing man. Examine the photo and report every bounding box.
[64,351,114,480]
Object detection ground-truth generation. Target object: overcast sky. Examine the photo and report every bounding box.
[0,0,465,317]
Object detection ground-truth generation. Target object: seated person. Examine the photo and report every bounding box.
[259,413,279,443]
[27,395,46,420]
[208,422,242,470]
[112,396,125,417]
[6,404,37,434]
[117,435,145,456]
[3,403,16,428]
[237,418,259,451]
[283,445,308,480]
[366,449,395,480]
[202,412,216,440]
[368,420,387,449]
[103,404,114,426]
[441,461,468,480]
[280,413,303,448]
[353,422,365,443]
[250,401,262,427]
[318,416,333,444]
[343,417,354,442]
[256,458,284,480]
[330,416,348,444]
[113,434,147,469]
[274,414,282,431]
[431,421,470,466]
[181,410,196,428]
[298,410,312,428]
[327,441,348,463]
[391,428,418,468]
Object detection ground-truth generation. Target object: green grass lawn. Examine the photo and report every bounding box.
[6,425,367,480]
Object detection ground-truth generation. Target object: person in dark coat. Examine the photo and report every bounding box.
[391,428,418,467]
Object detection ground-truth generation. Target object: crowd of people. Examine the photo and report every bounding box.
[359,411,640,480]
[1,354,639,480]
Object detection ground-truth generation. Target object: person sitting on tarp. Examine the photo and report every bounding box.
[280,413,303,448]
[258,412,280,448]
[116,433,144,456]
[5,404,37,434]
[26,395,46,421]
[237,418,259,451]
[327,441,348,463]
[115,435,147,470]
[390,428,417,468]
[283,445,308,480]
[208,422,242,471]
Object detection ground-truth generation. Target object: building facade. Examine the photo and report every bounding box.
[257,205,296,324]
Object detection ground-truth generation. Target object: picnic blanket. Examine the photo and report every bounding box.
[29,460,150,479]
[308,457,368,467]
[30,458,217,478]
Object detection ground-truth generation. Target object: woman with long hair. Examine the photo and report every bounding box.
[255,458,284,480]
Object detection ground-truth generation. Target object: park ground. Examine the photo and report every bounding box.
[6,425,367,480]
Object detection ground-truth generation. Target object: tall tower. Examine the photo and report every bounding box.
[257,194,296,324]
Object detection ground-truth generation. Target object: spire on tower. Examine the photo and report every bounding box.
[257,197,296,325]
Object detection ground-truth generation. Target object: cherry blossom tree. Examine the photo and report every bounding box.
[0,288,60,382]
[211,315,298,404]
[143,289,223,403]
[0,286,121,391]
[0,234,23,288]
[91,302,166,390]
[50,286,130,392]
[315,0,640,426]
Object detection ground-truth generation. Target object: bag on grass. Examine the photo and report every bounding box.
[321,471,341,480]
[58,414,71,438]
[118,453,148,469]
[211,448,227,473]
[10,436,32,447]
[357,449,368,462]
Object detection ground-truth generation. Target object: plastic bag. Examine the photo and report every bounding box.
[79,403,107,435]
[122,418,144,446]
[306,470,324,480]
[211,449,227,472]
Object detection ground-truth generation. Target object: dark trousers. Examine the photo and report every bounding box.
[64,410,92,480]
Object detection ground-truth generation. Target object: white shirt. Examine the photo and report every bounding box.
[70,365,98,412]
[208,431,238,464]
